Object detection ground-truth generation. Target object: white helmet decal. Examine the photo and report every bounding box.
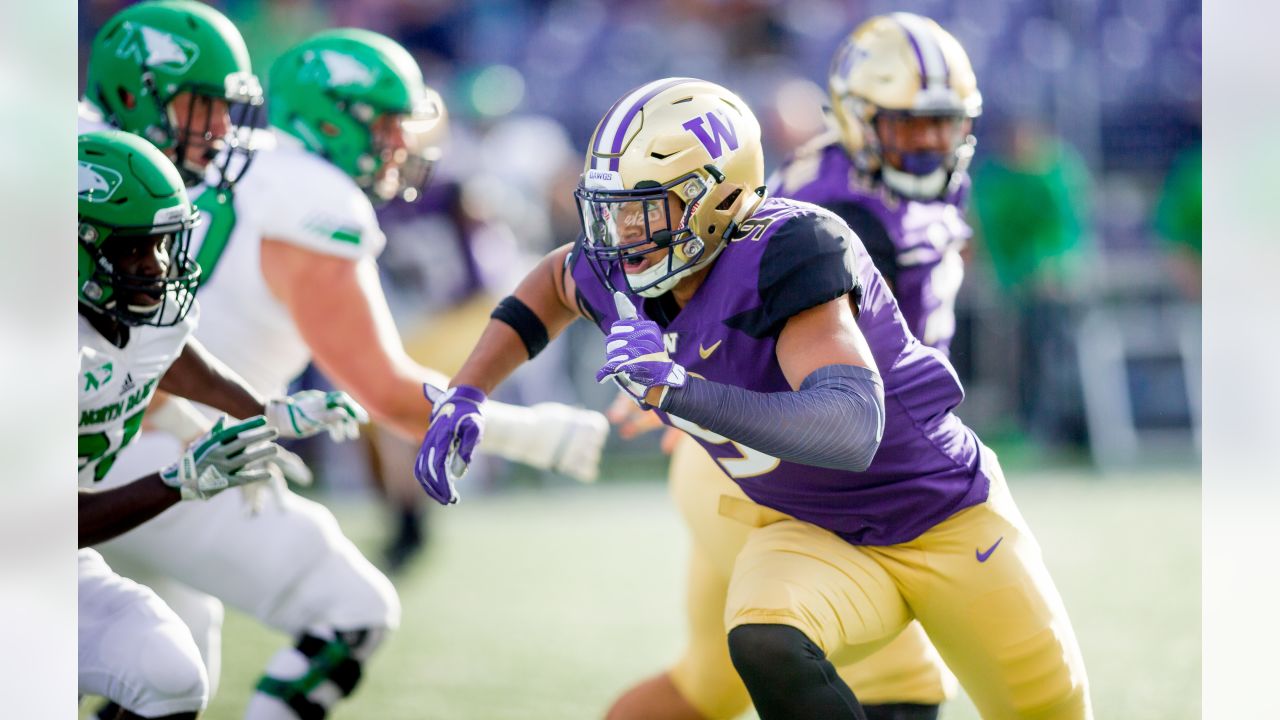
[78,162,124,203]
[115,23,200,72]
[315,50,378,88]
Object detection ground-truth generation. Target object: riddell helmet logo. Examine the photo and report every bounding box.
[682,111,739,160]
[115,23,200,73]
[78,162,124,203]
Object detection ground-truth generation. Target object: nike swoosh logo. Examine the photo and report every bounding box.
[698,340,723,360]
[976,537,1003,563]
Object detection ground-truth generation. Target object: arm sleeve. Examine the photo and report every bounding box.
[726,210,863,338]
[660,364,885,472]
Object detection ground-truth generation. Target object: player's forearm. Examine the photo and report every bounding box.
[160,338,266,420]
[660,364,885,471]
[78,475,178,548]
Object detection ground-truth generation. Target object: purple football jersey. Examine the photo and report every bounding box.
[770,137,971,356]
[571,197,990,546]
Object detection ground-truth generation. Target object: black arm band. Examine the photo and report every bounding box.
[491,295,550,359]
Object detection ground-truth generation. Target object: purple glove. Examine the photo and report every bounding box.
[595,292,687,408]
[414,383,486,505]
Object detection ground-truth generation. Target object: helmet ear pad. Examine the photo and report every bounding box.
[682,173,766,262]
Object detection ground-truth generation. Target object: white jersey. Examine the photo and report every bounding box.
[78,300,198,486]
[185,129,386,396]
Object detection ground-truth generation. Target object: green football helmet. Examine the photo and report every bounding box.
[79,130,200,327]
[268,29,446,204]
[84,0,263,190]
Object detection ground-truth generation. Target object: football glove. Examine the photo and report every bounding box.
[484,401,609,484]
[596,292,686,408]
[161,415,280,501]
[414,384,486,505]
[266,390,369,442]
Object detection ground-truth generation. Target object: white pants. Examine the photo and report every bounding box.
[79,549,209,716]
[99,431,400,669]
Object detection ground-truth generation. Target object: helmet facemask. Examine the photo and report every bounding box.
[78,214,200,328]
[576,165,758,298]
[152,71,263,191]
[865,108,975,200]
[366,99,445,204]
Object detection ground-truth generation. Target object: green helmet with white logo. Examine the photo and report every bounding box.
[79,130,200,327]
[268,28,446,203]
[85,0,263,188]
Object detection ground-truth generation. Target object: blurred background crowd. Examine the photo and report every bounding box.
[78,0,1202,564]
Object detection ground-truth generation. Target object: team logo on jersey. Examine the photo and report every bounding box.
[78,162,124,203]
[303,50,378,89]
[681,110,739,160]
[663,333,678,354]
[83,360,114,393]
[114,23,200,73]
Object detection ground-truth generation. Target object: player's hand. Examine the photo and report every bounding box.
[162,415,280,501]
[266,390,369,442]
[606,391,664,440]
[607,392,682,454]
[266,445,314,487]
[528,402,609,483]
[414,383,485,505]
[596,292,686,408]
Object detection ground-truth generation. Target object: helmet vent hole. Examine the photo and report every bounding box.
[650,151,674,160]
[671,96,694,104]
[185,16,199,30]
[715,189,741,211]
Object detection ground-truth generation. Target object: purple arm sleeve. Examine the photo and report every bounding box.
[659,364,885,471]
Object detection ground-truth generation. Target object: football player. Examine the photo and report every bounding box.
[418,78,1092,719]
[608,14,985,719]
[88,20,607,720]
[77,129,351,719]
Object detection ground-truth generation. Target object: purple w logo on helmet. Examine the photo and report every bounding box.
[682,111,739,160]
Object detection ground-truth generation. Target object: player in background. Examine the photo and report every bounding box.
[607,14,985,719]
[418,77,1091,719]
[77,130,352,719]
[92,25,607,720]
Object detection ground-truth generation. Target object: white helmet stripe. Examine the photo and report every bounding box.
[892,13,950,91]
[593,77,696,171]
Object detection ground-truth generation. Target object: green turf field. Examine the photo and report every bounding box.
[90,468,1200,719]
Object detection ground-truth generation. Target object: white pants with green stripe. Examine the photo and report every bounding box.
[98,432,400,678]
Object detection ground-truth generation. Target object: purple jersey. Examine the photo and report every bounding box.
[770,135,971,356]
[571,197,990,546]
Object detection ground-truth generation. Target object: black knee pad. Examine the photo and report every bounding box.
[256,627,388,719]
[863,703,941,720]
[727,623,823,682]
[727,624,866,720]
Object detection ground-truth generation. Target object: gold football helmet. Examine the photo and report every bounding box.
[575,78,766,297]
[828,13,982,200]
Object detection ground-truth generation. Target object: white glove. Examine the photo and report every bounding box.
[161,415,280,501]
[483,400,610,483]
[266,390,369,442]
[240,444,314,515]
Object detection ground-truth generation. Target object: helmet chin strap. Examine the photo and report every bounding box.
[628,238,728,298]
[881,164,948,201]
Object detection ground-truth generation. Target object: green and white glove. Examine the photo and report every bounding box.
[266,390,369,442]
[161,415,280,501]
